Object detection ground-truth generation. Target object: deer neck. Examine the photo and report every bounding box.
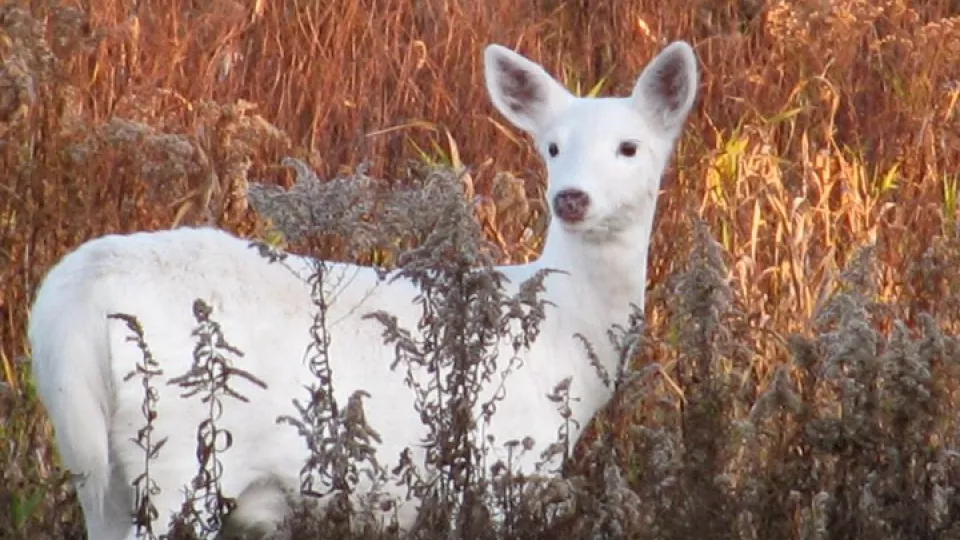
[537,215,654,350]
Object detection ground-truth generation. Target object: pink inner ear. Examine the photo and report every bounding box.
[497,58,543,114]
[653,60,687,114]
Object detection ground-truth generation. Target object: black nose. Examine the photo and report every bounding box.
[553,189,590,223]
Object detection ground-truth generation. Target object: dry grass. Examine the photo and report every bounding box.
[2,0,960,538]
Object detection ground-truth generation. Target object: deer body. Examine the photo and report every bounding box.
[28,41,699,539]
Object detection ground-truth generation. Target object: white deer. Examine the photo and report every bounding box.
[28,41,698,539]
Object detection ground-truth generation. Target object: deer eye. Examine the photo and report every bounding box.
[618,141,638,157]
[547,142,559,157]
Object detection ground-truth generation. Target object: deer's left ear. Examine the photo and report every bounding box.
[631,41,699,137]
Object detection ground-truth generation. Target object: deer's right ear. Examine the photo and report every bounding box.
[484,45,574,136]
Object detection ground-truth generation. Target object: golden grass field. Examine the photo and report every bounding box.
[2,0,960,538]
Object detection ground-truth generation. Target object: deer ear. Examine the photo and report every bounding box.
[631,41,699,137]
[484,45,574,135]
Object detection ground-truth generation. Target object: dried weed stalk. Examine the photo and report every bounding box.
[165,300,266,538]
[109,312,166,540]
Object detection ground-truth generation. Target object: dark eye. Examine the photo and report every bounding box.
[618,141,638,157]
[547,143,559,157]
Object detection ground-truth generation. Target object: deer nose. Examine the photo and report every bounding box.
[553,189,590,224]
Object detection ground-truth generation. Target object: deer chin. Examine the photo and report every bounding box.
[553,214,590,230]
[553,209,631,243]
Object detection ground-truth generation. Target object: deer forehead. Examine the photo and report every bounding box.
[539,98,659,148]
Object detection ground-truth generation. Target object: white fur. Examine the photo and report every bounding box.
[28,41,699,539]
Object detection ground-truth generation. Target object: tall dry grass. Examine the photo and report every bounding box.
[2,0,960,538]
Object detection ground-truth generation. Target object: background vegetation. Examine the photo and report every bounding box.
[2,0,960,538]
